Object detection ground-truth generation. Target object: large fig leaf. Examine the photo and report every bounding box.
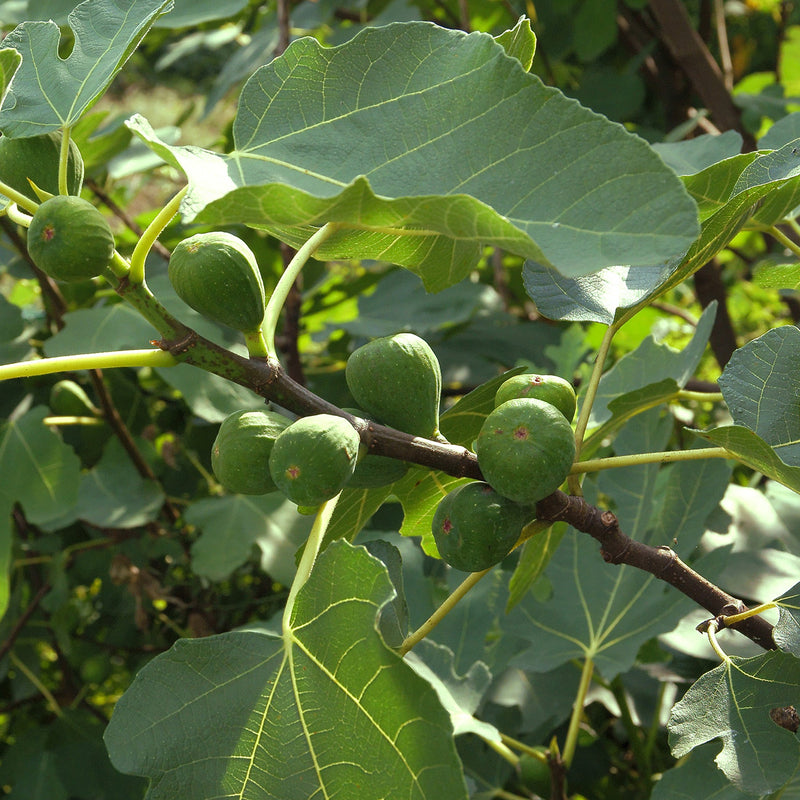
[0,0,173,137]
[668,650,800,796]
[717,326,800,466]
[105,540,468,800]
[127,22,699,289]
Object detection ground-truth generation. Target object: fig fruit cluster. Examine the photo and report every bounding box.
[432,373,577,573]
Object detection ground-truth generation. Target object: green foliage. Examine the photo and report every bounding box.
[0,130,83,201]
[1,2,800,799]
[27,195,115,281]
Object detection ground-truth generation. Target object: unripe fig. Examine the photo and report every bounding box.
[269,414,360,506]
[495,373,577,422]
[211,409,292,495]
[342,408,409,489]
[49,380,97,417]
[475,398,575,505]
[345,333,441,438]
[0,131,84,201]
[168,232,265,333]
[27,195,115,282]
[432,481,530,572]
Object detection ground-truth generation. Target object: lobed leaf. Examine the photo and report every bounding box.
[0,0,173,136]
[668,650,800,796]
[718,326,800,466]
[127,22,699,289]
[105,540,468,800]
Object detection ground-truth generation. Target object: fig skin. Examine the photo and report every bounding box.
[211,409,292,495]
[345,332,441,439]
[432,481,530,572]
[269,414,361,506]
[475,398,576,505]
[494,373,577,422]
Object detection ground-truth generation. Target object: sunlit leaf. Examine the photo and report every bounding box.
[105,541,468,800]
[128,23,699,289]
[493,16,536,71]
[0,0,173,136]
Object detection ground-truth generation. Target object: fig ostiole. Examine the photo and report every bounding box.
[27,195,115,282]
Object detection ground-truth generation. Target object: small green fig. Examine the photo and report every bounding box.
[27,195,114,282]
[495,373,577,422]
[211,409,292,495]
[432,481,530,572]
[345,333,441,438]
[269,414,361,506]
[475,398,575,505]
[168,231,265,333]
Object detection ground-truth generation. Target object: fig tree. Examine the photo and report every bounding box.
[0,131,84,202]
[345,332,441,438]
[211,409,292,495]
[495,373,577,422]
[475,398,575,505]
[168,231,265,333]
[27,195,115,282]
[432,481,530,572]
[269,413,360,506]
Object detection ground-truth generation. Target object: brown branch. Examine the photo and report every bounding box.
[648,0,755,149]
[276,242,305,386]
[535,492,776,651]
[87,369,181,524]
[0,581,51,661]
[693,259,738,368]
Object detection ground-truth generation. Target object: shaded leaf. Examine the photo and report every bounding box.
[774,584,800,657]
[0,49,21,111]
[153,0,248,27]
[105,541,468,800]
[128,23,698,288]
[75,440,163,528]
[322,484,395,550]
[759,111,800,149]
[0,0,173,137]
[405,639,496,739]
[668,650,800,796]
[506,522,566,612]
[587,303,716,428]
[652,131,744,176]
[0,406,80,529]
[188,493,313,585]
[522,261,679,324]
[650,741,756,800]
[0,497,13,620]
[718,326,800,466]
[504,530,697,679]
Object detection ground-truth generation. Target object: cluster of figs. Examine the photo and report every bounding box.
[9,131,577,574]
